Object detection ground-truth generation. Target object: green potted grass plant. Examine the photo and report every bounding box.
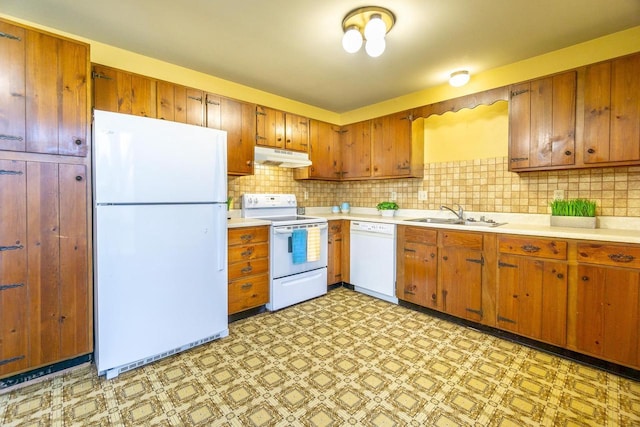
[377,201,399,217]
[550,198,597,228]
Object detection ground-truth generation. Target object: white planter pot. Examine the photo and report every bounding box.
[380,210,396,217]
[550,215,597,229]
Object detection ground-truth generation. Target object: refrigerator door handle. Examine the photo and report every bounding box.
[216,205,227,272]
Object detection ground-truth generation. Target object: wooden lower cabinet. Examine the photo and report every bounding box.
[573,242,640,367]
[227,226,269,315]
[396,226,438,308]
[0,159,90,378]
[497,236,568,346]
[327,220,344,285]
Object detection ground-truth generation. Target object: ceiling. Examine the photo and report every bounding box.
[2,0,639,113]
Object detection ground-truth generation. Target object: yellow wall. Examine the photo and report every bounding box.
[423,102,508,163]
[2,12,639,125]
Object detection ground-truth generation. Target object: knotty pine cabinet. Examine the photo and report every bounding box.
[583,53,640,165]
[0,160,90,377]
[508,70,577,171]
[340,120,372,179]
[227,226,270,315]
[327,220,345,285]
[573,242,640,368]
[496,236,568,347]
[371,111,421,178]
[92,64,156,118]
[255,106,309,152]
[0,20,88,157]
[396,226,438,308]
[303,120,342,180]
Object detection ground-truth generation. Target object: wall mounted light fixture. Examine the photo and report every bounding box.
[342,6,395,58]
[449,70,471,87]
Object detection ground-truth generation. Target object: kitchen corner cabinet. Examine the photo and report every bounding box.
[255,106,309,152]
[508,70,576,171]
[327,220,344,285]
[227,226,270,315]
[583,53,640,165]
[92,64,156,118]
[340,120,372,179]
[0,20,88,156]
[300,120,342,180]
[396,226,438,308]
[496,236,568,347]
[573,242,640,368]
[0,160,90,378]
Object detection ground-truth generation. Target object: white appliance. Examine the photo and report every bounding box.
[350,221,398,304]
[93,110,229,379]
[241,194,327,310]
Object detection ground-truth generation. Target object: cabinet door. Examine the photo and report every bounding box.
[497,255,567,346]
[509,71,576,170]
[0,160,28,376]
[93,65,156,118]
[26,32,88,156]
[439,247,483,321]
[285,113,309,152]
[371,111,412,177]
[327,221,343,285]
[185,88,205,126]
[0,21,26,152]
[575,265,640,367]
[157,81,188,123]
[255,105,285,148]
[308,120,342,179]
[222,98,255,175]
[399,241,437,308]
[341,121,371,179]
[584,54,640,164]
[205,93,221,130]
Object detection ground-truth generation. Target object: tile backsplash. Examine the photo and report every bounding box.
[228,159,640,217]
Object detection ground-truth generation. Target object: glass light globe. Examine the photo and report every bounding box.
[342,26,363,53]
[364,14,386,40]
[365,38,386,58]
[449,70,470,87]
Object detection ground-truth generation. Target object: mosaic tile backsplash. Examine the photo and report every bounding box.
[228,158,640,217]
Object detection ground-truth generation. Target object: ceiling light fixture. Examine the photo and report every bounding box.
[342,6,395,58]
[449,70,471,87]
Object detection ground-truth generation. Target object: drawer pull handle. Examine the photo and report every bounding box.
[556,273,564,279]
[587,148,596,154]
[241,265,253,274]
[240,234,254,242]
[521,244,540,253]
[241,283,253,290]
[582,276,589,281]
[241,248,254,257]
[608,253,635,263]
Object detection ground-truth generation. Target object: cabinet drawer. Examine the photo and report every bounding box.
[577,243,640,269]
[499,236,567,260]
[228,242,268,263]
[228,226,268,245]
[441,230,483,250]
[404,226,437,244]
[228,258,269,279]
[228,274,269,314]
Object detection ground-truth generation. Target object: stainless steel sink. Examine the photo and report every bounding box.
[404,217,507,227]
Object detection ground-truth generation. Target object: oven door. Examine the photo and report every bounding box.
[271,223,328,278]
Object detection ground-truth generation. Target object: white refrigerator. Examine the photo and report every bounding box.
[93,110,229,379]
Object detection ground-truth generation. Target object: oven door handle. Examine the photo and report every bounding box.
[273,223,328,234]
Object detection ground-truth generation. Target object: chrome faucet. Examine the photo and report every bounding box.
[440,204,464,220]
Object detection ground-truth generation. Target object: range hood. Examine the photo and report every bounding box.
[254,146,312,168]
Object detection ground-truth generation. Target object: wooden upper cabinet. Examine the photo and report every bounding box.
[156,81,188,123]
[93,64,156,118]
[307,120,342,179]
[0,21,88,157]
[584,53,640,164]
[285,113,309,152]
[221,97,255,176]
[205,93,222,130]
[341,120,372,179]
[371,111,414,177]
[508,70,576,171]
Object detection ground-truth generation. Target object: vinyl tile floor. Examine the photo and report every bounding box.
[1,287,640,426]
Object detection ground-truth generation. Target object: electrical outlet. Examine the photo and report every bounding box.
[390,191,397,201]
[304,191,308,200]
[418,191,427,201]
[553,189,565,200]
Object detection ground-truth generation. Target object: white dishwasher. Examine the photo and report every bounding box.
[349,221,398,304]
